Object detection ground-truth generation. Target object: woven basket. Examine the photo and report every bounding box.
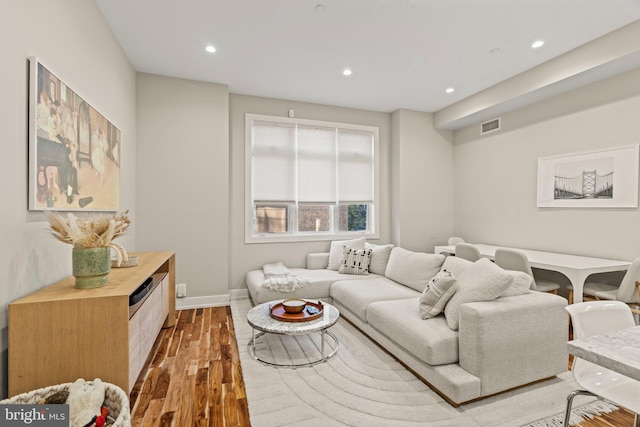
[0,381,131,427]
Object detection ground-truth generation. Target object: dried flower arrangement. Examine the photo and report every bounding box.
[47,210,131,266]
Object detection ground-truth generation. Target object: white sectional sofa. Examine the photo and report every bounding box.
[245,243,569,406]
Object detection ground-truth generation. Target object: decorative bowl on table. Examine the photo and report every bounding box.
[111,255,139,268]
[282,299,306,314]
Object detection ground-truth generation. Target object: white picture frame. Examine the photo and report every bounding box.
[537,144,639,208]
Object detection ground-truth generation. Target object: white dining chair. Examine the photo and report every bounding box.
[564,301,640,427]
[455,243,481,262]
[568,258,640,313]
[494,248,560,294]
[448,236,465,246]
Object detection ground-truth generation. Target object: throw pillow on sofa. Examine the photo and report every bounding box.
[501,270,533,297]
[419,270,457,319]
[365,242,394,275]
[443,258,512,330]
[327,237,366,270]
[339,246,373,275]
[384,247,445,292]
[440,255,473,278]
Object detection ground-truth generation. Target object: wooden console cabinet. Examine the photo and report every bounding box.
[8,251,175,396]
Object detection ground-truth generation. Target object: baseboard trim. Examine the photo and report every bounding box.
[175,290,249,310]
[176,294,229,309]
[229,289,249,300]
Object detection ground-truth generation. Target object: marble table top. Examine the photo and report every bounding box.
[247,300,340,335]
[567,325,640,381]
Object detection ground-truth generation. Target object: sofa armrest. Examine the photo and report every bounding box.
[306,252,329,270]
[458,292,568,396]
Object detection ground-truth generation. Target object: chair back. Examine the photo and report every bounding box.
[615,257,640,303]
[566,301,640,414]
[455,243,481,262]
[566,300,635,340]
[448,237,465,246]
[494,248,535,290]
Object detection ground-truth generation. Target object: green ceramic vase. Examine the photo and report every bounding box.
[72,247,110,289]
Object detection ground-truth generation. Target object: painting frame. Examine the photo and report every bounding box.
[28,57,121,211]
[537,144,639,208]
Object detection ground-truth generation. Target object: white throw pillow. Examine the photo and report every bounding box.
[501,271,533,297]
[384,247,445,292]
[441,256,473,278]
[419,270,457,319]
[338,247,372,275]
[327,237,366,270]
[365,243,394,275]
[443,258,512,331]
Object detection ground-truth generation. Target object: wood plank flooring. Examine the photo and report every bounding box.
[130,306,634,426]
[130,306,250,426]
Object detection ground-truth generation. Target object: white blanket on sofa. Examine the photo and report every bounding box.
[262,262,309,292]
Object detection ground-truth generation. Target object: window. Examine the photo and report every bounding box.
[245,114,379,243]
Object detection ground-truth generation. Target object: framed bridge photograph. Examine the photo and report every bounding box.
[28,57,121,211]
[537,144,639,208]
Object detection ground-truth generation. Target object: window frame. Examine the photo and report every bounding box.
[245,113,380,243]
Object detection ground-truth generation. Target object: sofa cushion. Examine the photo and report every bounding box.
[367,298,459,365]
[338,247,372,275]
[365,243,394,275]
[384,247,445,292]
[441,255,473,277]
[246,268,380,304]
[327,237,366,270]
[419,270,457,319]
[501,271,533,297]
[330,277,420,321]
[444,258,512,330]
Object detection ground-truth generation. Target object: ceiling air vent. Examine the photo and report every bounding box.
[481,117,501,134]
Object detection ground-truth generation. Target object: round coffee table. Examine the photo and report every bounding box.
[247,300,340,368]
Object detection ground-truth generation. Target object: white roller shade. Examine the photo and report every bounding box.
[298,126,337,203]
[252,122,296,203]
[338,130,374,203]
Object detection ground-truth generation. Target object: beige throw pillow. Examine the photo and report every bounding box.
[365,243,394,275]
[440,256,473,278]
[443,258,512,331]
[501,271,533,297]
[384,247,445,292]
[419,270,457,319]
[327,237,366,270]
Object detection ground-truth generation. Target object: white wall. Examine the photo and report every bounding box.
[0,0,136,397]
[391,109,454,252]
[453,67,640,261]
[136,73,229,305]
[228,94,392,291]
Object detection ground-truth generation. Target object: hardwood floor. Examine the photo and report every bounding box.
[130,306,250,426]
[130,306,634,426]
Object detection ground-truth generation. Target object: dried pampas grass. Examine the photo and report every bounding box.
[47,210,131,266]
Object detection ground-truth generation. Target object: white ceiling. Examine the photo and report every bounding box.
[96,0,640,120]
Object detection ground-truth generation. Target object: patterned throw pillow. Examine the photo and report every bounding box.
[338,246,373,275]
[419,270,457,319]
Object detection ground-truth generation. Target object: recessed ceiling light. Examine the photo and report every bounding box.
[489,47,501,55]
[315,4,327,13]
[343,68,352,76]
[445,87,455,94]
[531,40,544,49]
[205,45,216,53]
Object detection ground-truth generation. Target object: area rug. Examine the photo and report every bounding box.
[231,299,618,427]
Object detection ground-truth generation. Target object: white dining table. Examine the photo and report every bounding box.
[567,325,640,382]
[434,244,631,303]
